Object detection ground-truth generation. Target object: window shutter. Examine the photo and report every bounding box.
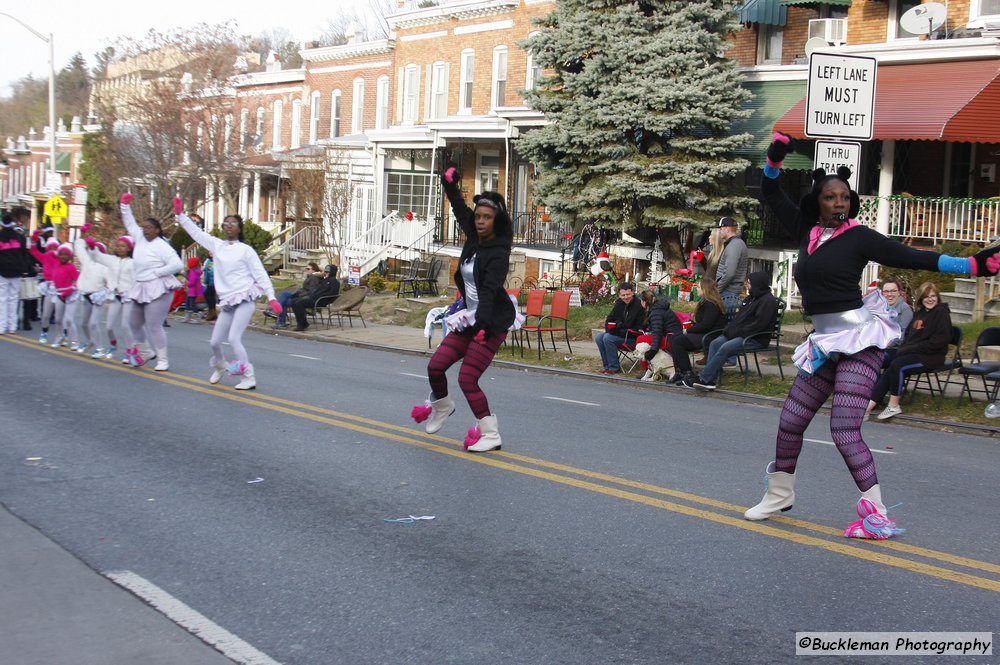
[395,67,404,124]
[423,64,433,122]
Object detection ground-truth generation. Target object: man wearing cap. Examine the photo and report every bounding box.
[291,264,340,332]
[714,217,748,318]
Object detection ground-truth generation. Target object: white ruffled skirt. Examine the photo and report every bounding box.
[793,289,901,375]
[443,294,525,335]
[129,275,181,304]
[218,285,265,310]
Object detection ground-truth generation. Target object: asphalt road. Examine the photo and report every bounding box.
[2,325,998,664]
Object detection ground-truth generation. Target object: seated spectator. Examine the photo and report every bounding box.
[273,262,322,328]
[594,282,645,375]
[682,271,778,390]
[668,277,727,384]
[638,290,684,379]
[879,278,913,367]
[291,264,340,331]
[866,282,951,420]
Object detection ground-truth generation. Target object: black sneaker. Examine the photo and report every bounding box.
[263,309,277,319]
[693,379,717,391]
[666,372,682,384]
[680,375,696,389]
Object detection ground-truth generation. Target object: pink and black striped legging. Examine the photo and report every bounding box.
[427,329,506,419]
[774,347,883,492]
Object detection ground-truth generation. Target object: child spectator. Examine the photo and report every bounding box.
[184,256,204,323]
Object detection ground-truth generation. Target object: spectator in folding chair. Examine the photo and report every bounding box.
[593,282,645,375]
[865,282,951,421]
[291,264,340,332]
[637,290,683,381]
[668,277,727,385]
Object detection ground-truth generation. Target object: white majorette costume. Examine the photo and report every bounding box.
[0,214,28,334]
[744,132,1000,540]
[89,235,135,361]
[173,199,278,390]
[119,194,182,370]
[73,237,113,357]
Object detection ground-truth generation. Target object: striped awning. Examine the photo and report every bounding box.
[773,59,1000,142]
[735,80,814,170]
[736,0,787,26]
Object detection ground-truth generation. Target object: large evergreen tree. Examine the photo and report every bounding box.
[518,0,754,249]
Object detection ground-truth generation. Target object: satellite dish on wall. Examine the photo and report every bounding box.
[899,2,947,37]
[804,37,830,56]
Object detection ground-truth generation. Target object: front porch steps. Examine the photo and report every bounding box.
[941,277,1000,324]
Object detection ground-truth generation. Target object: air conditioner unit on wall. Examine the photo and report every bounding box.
[809,18,848,46]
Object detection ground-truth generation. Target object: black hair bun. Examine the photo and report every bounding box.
[836,166,852,181]
[811,168,827,183]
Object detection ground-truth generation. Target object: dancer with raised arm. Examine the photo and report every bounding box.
[119,193,183,370]
[173,198,280,390]
[28,242,80,349]
[88,234,135,361]
[410,165,520,452]
[744,132,1000,539]
[74,231,113,357]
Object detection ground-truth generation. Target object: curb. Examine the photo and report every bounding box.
[248,324,1000,440]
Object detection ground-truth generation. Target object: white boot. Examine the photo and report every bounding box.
[136,343,156,366]
[744,461,796,520]
[860,484,887,516]
[153,348,169,371]
[235,363,256,390]
[465,414,502,452]
[424,394,455,434]
[209,359,227,384]
[184,310,192,323]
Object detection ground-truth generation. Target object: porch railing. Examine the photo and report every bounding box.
[439,210,573,248]
[860,195,1000,245]
[341,211,435,276]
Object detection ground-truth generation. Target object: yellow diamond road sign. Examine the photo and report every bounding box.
[44,195,68,220]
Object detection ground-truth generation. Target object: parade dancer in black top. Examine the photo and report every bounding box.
[744,132,1000,539]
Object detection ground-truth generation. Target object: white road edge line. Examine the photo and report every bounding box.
[104,570,283,665]
[288,354,320,360]
[804,437,896,455]
[400,372,426,379]
[542,396,600,407]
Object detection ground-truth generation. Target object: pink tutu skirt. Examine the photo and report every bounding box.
[129,275,181,304]
[793,289,901,375]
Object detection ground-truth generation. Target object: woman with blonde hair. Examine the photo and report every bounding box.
[666,277,727,383]
[866,281,952,420]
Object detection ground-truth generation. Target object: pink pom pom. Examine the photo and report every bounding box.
[772,132,791,145]
[81,223,92,234]
[444,167,457,184]
[227,361,247,376]
[473,329,486,344]
[173,196,183,215]
[269,299,282,315]
[988,254,1000,275]
[857,497,881,518]
[463,425,482,449]
[120,193,133,205]
[843,519,867,539]
[410,403,432,423]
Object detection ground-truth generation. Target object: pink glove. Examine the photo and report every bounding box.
[473,329,487,344]
[444,166,457,184]
[80,223,92,234]
[173,197,183,215]
[85,237,97,250]
[31,229,40,241]
[268,299,282,316]
[120,192,133,205]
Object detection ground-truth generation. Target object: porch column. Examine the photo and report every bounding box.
[875,139,895,236]
[205,181,217,231]
[238,176,250,219]
[252,172,262,224]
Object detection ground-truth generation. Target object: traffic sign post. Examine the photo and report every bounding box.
[814,141,862,192]
[805,53,877,141]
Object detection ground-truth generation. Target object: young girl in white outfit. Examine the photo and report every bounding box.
[173,197,279,389]
[74,235,113,357]
[119,193,183,370]
[89,235,135,361]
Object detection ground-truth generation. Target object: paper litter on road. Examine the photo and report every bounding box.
[383,515,436,524]
[247,477,265,484]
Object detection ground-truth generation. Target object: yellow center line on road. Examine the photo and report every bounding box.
[6,335,1000,592]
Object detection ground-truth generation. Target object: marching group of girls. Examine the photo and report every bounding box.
[0,194,280,391]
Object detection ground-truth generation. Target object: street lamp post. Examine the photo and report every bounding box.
[1,12,58,193]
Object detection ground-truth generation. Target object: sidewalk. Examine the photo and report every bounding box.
[0,505,237,665]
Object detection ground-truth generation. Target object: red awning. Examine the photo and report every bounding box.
[774,59,1000,143]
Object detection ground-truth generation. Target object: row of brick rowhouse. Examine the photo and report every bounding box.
[4,0,1000,289]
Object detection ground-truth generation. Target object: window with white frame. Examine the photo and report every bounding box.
[272,99,283,149]
[376,75,390,129]
[291,99,302,149]
[330,90,341,137]
[974,0,1000,17]
[384,150,436,219]
[430,61,448,119]
[757,24,784,65]
[239,109,249,151]
[459,49,474,114]
[403,65,420,124]
[352,78,365,134]
[255,107,265,152]
[223,113,233,154]
[890,0,922,39]
[524,32,542,93]
[491,46,508,108]
[309,91,320,144]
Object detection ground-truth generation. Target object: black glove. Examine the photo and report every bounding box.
[972,245,1000,277]
[766,132,794,165]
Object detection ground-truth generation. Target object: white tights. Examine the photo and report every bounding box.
[52,298,78,344]
[210,300,255,366]
[129,291,172,350]
[77,298,106,349]
[105,298,132,349]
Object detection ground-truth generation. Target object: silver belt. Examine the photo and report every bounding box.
[810,305,873,335]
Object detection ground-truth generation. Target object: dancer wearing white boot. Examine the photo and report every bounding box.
[410,165,519,452]
[118,193,182,370]
[745,133,1000,538]
[89,235,135,361]
[74,235,113,357]
[173,198,280,390]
